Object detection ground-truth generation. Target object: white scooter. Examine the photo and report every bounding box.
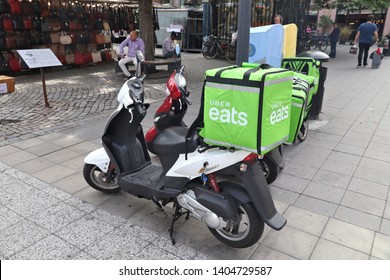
[84,49,286,248]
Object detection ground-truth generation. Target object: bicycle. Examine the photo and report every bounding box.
[306,34,329,52]
[202,35,236,63]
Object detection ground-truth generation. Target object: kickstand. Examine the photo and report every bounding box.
[169,203,190,245]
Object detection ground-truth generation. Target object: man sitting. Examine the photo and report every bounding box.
[162,32,178,58]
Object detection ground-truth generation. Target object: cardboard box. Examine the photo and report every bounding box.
[0,75,16,94]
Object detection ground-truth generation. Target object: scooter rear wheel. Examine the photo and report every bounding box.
[297,119,309,142]
[261,157,280,185]
[83,163,120,193]
[208,202,264,248]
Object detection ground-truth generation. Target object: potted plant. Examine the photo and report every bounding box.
[339,25,353,44]
[318,15,333,35]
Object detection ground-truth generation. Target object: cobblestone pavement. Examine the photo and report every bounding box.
[0,52,229,146]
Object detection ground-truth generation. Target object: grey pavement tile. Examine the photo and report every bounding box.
[344,131,373,141]
[308,137,339,150]
[320,125,348,136]
[310,238,369,260]
[24,142,64,156]
[349,124,376,135]
[364,148,390,163]
[66,141,102,155]
[341,191,385,217]
[55,215,115,249]
[59,155,86,171]
[311,132,343,143]
[371,134,390,146]
[303,181,345,204]
[90,208,128,227]
[118,221,161,243]
[42,149,81,164]
[334,143,366,156]
[28,201,86,232]
[196,234,257,260]
[312,170,351,189]
[150,235,200,260]
[0,145,21,157]
[282,161,319,180]
[72,250,96,260]
[269,186,299,205]
[51,173,89,195]
[50,134,85,148]
[72,186,115,206]
[10,235,80,260]
[354,166,390,186]
[291,145,332,169]
[359,157,390,173]
[334,206,382,232]
[320,159,357,176]
[328,150,362,165]
[97,192,151,219]
[86,228,150,260]
[0,162,11,172]
[65,197,96,213]
[249,244,296,260]
[270,173,310,194]
[126,202,172,234]
[134,244,184,260]
[347,178,389,200]
[374,129,390,139]
[283,205,328,236]
[13,157,56,175]
[380,218,390,236]
[11,138,46,150]
[32,164,77,184]
[372,233,390,260]
[262,226,318,260]
[0,205,24,231]
[0,219,50,258]
[321,218,375,254]
[294,195,338,217]
[385,203,390,220]
[0,150,38,166]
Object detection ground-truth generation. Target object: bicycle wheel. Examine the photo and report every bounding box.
[319,41,328,52]
[202,44,217,59]
[225,45,236,63]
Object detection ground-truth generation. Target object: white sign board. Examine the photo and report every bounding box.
[17,49,62,69]
[0,83,7,94]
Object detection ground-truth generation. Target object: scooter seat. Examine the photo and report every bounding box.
[153,126,198,155]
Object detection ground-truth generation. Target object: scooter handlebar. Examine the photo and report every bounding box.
[135,102,146,117]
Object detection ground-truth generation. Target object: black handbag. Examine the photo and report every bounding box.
[0,0,11,13]
[0,52,11,73]
[12,15,24,31]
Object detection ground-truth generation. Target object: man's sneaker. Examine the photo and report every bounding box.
[363,63,368,67]
[357,64,362,68]
[125,74,132,79]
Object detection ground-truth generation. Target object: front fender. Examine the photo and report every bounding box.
[84,148,110,172]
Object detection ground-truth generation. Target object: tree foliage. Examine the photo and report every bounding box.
[314,0,390,12]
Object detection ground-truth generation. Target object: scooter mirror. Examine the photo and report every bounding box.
[175,44,181,56]
[136,50,145,62]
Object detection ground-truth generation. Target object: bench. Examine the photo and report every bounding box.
[142,57,181,74]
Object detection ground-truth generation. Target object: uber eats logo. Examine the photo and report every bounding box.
[270,102,289,125]
[208,100,248,126]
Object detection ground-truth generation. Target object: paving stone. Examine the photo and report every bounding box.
[334,206,382,231]
[269,186,300,205]
[13,157,56,175]
[321,218,375,254]
[372,233,390,259]
[283,205,328,236]
[347,177,389,200]
[294,195,338,217]
[249,244,296,260]
[320,159,357,176]
[341,191,386,217]
[303,181,345,204]
[32,164,77,184]
[0,205,24,231]
[0,150,38,166]
[310,238,369,260]
[312,170,351,189]
[380,218,390,236]
[270,173,310,194]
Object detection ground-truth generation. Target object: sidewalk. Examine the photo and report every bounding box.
[1,45,390,260]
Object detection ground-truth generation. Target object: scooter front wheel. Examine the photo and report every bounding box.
[208,202,264,248]
[83,164,120,193]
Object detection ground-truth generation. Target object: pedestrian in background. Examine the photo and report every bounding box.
[329,22,340,58]
[118,31,145,78]
[274,14,283,24]
[354,14,378,68]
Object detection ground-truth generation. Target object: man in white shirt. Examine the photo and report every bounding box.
[162,32,178,58]
[118,31,145,78]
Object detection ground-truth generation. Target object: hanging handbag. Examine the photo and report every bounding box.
[104,31,111,43]
[8,51,22,72]
[75,51,86,65]
[0,0,10,13]
[91,51,102,63]
[65,48,75,64]
[50,32,60,44]
[23,18,33,30]
[16,33,26,48]
[77,32,89,44]
[8,0,21,14]
[5,35,17,49]
[22,1,34,15]
[56,45,66,65]
[349,44,358,55]
[41,21,52,32]
[12,15,24,31]
[60,31,72,45]
[95,33,105,44]
[32,0,41,15]
[103,20,110,31]
[3,18,14,31]
[51,20,61,31]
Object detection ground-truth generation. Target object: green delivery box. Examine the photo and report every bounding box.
[282,57,320,94]
[286,85,308,145]
[199,64,293,154]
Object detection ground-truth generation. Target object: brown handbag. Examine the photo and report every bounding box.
[5,36,17,49]
[50,32,60,44]
[95,33,105,44]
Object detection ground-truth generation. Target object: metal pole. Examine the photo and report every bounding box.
[236,0,251,65]
[40,67,50,108]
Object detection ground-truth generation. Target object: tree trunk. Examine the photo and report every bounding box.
[139,0,156,73]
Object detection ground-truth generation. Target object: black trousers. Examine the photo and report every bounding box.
[358,43,371,65]
[330,41,337,58]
